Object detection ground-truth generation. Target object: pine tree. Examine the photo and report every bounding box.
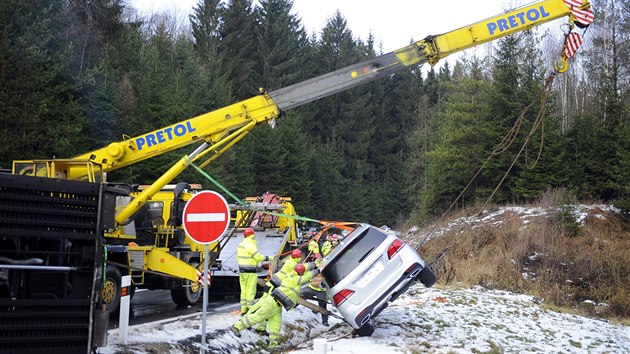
[510,30,567,200]
[482,35,525,203]
[274,112,313,213]
[308,142,346,220]
[405,94,431,225]
[108,16,223,185]
[307,12,358,138]
[239,0,315,203]
[368,63,422,225]
[255,0,305,90]
[566,0,630,201]
[422,58,491,217]
[190,0,223,64]
[217,0,259,100]
[424,67,440,107]
[310,12,375,221]
[564,114,609,198]
[0,1,84,167]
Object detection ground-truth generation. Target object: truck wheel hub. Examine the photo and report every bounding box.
[102,280,117,303]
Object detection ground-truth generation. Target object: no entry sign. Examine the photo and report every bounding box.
[182,191,230,244]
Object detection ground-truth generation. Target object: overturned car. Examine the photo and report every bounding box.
[320,223,436,336]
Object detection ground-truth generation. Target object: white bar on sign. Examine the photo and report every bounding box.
[187,213,226,222]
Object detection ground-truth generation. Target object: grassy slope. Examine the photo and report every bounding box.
[406,193,630,323]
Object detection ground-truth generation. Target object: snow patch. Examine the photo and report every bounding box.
[97,284,630,354]
[408,204,620,243]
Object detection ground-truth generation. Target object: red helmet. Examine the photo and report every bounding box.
[294,264,306,275]
[313,252,321,259]
[290,249,302,259]
[243,228,255,237]
[330,234,339,242]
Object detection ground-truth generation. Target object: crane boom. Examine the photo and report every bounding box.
[270,0,593,110]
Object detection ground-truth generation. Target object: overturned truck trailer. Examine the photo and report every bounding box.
[0,173,117,353]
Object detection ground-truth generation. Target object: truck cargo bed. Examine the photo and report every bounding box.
[0,174,117,353]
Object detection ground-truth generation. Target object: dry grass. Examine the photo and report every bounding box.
[417,190,630,321]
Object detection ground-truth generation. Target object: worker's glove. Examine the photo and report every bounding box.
[269,274,281,288]
[311,268,321,276]
[262,283,271,293]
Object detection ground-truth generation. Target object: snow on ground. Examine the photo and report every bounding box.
[98,283,629,354]
[406,204,621,243]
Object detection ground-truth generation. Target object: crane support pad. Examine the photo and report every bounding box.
[0,173,117,353]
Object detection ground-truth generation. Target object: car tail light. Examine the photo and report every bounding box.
[387,239,405,259]
[333,289,355,306]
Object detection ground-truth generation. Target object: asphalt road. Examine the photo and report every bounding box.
[108,289,239,329]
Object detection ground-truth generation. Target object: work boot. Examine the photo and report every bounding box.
[268,342,279,353]
[229,326,241,338]
[255,328,269,336]
[253,325,269,336]
[322,320,329,326]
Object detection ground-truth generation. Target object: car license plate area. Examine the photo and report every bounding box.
[356,259,385,287]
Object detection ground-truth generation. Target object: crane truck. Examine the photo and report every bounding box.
[0,0,593,352]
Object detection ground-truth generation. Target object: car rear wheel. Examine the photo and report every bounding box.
[417,266,436,288]
[355,322,375,337]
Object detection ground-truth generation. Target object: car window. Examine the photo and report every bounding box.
[322,227,387,287]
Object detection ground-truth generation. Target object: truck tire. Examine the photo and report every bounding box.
[100,265,122,314]
[417,266,437,288]
[171,262,202,306]
[356,322,375,337]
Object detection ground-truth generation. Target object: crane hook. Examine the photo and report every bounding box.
[554,56,569,73]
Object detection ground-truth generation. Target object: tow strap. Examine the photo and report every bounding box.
[192,162,320,223]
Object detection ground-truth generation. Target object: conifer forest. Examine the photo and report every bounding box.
[0,0,628,227]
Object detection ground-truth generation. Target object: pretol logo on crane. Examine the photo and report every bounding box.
[135,121,196,150]
[487,5,551,36]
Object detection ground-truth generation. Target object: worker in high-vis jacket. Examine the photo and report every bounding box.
[268,249,302,288]
[320,237,332,257]
[307,238,320,261]
[237,227,274,315]
[230,263,318,349]
[300,253,329,325]
[248,249,303,333]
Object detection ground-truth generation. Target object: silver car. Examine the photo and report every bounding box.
[321,223,436,336]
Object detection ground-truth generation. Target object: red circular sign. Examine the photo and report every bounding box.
[182,191,231,244]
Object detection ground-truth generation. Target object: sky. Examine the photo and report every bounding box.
[128,0,529,53]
